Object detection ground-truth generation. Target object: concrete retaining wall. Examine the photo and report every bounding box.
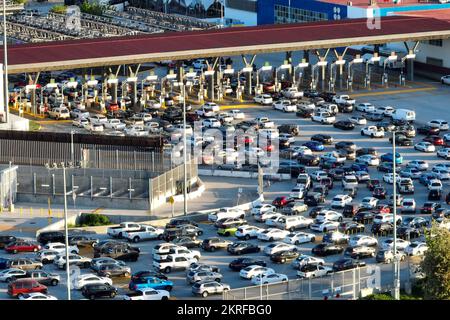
[198,169,291,180]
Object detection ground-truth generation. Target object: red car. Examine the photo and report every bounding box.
[8,279,47,298]
[423,135,444,146]
[262,82,276,93]
[107,103,119,112]
[272,196,295,208]
[372,187,387,199]
[5,241,41,254]
[376,204,391,214]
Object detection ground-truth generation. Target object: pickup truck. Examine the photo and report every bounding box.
[122,225,164,243]
[255,117,275,129]
[153,247,201,261]
[107,222,142,239]
[153,254,199,273]
[120,288,170,300]
[208,208,246,222]
[332,95,356,105]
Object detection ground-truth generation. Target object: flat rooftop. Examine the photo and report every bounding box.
[395,8,450,21]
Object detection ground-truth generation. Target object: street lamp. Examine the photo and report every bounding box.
[365,54,381,89]
[347,56,363,91]
[62,80,78,107]
[256,65,272,94]
[383,53,398,88]
[391,131,400,300]
[329,59,345,92]
[204,69,215,100]
[141,74,158,106]
[44,162,71,300]
[161,72,177,104]
[311,60,327,90]
[400,51,416,86]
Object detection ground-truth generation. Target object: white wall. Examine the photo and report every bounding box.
[414,39,450,69]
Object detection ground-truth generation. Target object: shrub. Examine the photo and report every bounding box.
[78,213,110,227]
[50,5,67,14]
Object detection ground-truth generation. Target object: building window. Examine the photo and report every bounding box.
[274,5,328,24]
[426,57,443,67]
[428,39,443,47]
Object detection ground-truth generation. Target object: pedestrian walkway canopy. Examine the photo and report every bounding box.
[2,16,450,73]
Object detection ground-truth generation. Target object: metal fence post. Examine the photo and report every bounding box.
[353,269,357,299]
[52,174,55,197]
[90,176,93,199]
[152,152,155,172]
[129,177,132,200]
[110,177,113,199]
[33,173,36,195]
[134,151,137,171]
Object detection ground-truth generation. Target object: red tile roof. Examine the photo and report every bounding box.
[395,8,450,21]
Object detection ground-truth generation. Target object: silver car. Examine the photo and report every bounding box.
[186,271,223,284]
[191,281,230,298]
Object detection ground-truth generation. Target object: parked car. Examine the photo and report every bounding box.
[81,283,117,300]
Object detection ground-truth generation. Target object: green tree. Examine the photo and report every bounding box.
[79,1,105,16]
[50,5,67,14]
[420,224,450,299]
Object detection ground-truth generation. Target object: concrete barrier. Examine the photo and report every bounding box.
[198,169,291,180]
[36,193,264,236]
[172,179,206,202]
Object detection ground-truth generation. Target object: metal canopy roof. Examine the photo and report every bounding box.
[2,16,450,74]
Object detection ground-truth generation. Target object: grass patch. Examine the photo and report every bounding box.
[29,121,41,131]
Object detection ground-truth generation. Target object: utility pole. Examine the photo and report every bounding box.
[182,83,187,216]
[62,166,71,300]
[70,130,74,165]
[2,0,9,124]
[392,131,400,300]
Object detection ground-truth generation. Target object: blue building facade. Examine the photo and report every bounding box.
[257,0,348,25]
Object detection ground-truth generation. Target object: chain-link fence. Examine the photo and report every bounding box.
[223,266,396,300]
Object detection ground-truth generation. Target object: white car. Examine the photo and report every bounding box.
[342,175,358,188]
[282,87,303,98]
[290,186,307,199]
[279,133,295,143]
[320,152,346,163]
[235,225,263,240]
[263,242,297,255]
[433,163,450,171]
[72,117,89,128]
[297,265,332,279]
[257,228,290,241]
[355,171,371,182]
[437,148,450,160]
[120,288,170,301]
[36,249,60,264]
[18,293,58,300]
[217,112,233,123]
[203,118,221,128]
[356,155,379,166]
[291,146,312,156]
[441,75,450,85]
[73,273,113,290]
[265,213,285,227]
[331,195,353,208]
[312,112,335,124]
[54,254,92,269]
[348,116,367,125]
[414,142,435,153]
[0,268,26,282]
[208,207,245,222]
[124,125,148,137]
[311,170,329,181]
[292,255,325,269]
[427,179,443,191]
[383,173,400,184]
[356,103,375,112]
[229,109,245,119]
[373,214,402,225]
[255,211,283,223]
[309,220,339,233]
[381,238,411,251]
[315,210,343,222]
[407,160,429,171]
[401,198,416,213]
[284,232,316,245]
[104,119,126,130]
[349,235,378,247]
[375,106,395,116]
[70,108,90,119]
[254,94,273,105]
[259,128,279,139]
[361,126,384,138]
[87,123,104,132]
[251,273,288,285]
[360,196,379,209]
[251,204,276,216]
[42,242,79,255]
[405,242,428,256]
[239,266,275,279]
[427,119,449,130]
[431,168,450,180]
[273,100,297,112]
[89,114,108,125]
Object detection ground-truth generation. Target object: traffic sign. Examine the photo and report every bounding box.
[168,196,175,204]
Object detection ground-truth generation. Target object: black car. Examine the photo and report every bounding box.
[311,134,333,145]
[344,247,375,260]
[377,162,395,173]
[172,236,202,248]
[37,231,65,245]
[278,124,300,136]
[297,154,320,166]
[339,222,365,234]
[333,120,355,130]
[131,270,168,282]
[397,227,422,240]
[320,91,336,102]
[95,245,140,262]
[337,103,354,113]
[163,225,203,241]
[304,193,325,206]
[343,204,361,218]
[165,219,198,229]
[371,222,394,235]
[308,206,325,219]
[417,125,440,136]
[364,112,384,122]
[227,242,260,255]
[228,258,266,271]
[332,259,366,272]
[432,208,450,220]
[389,134,413,146]
[335,141,356,152]
[311,244,344,256]
[270,250,300,263]
[372,187,387,199]
[356,148,378,157]
[328,168,345,181]
[82,283,117,300]
[0,235,17,249]
[353,211,374,224]
[97,264,131,278]
[303,89,320,98]
[376,121,396,132]
[428,189,442,201]
[420,202,441,214]
[296,109,314,118]
[0,257,11,270]
[277,162,306,177]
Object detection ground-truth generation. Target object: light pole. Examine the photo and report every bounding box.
[392,131,400,300]
[329,59,345,92]
[383,52,398,88]
[256,65,272,94]
[347,55,363,91]
[293,60,309,90]
[141,74,158,106]
[365,54,381,89]
[275,63,291,92]
[2,0,9,124]
[45,162,71,300]
[400,51,416,86]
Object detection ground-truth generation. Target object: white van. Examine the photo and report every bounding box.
[48,107,70,120]
[275,216,314,231]
[391,109,416,122]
